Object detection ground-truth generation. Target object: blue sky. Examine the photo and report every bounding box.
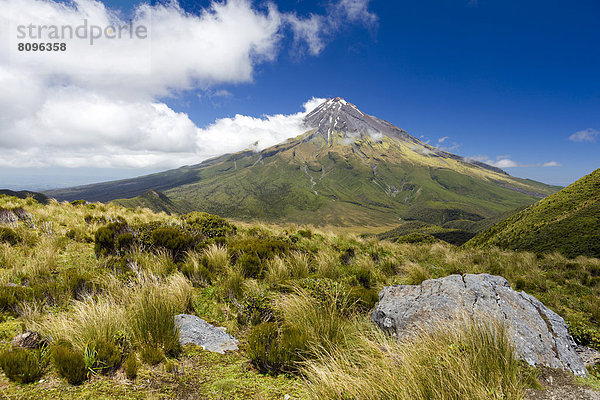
[1,0,598,189]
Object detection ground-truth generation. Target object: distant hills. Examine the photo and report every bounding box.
[467,168,600,258]
[45,98,560,227]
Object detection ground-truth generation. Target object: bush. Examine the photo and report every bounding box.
[92,339,122,373]
[52,343,88,385]
[151,227,194,261]
[124,353,138,380]
[238,253,263,278]
[349,286,379,311]
[0,227,21,246]
[230,237,295,278]
[116,233,135,253]
[569,322,600,350]
[0,286,33,313]
[238,292,274,326]
[140,346,165,365]
[0,348,43,384]
[184,212,236,238]
[354,267,374,289]
[94,221,129,257]
[395,233,439,244]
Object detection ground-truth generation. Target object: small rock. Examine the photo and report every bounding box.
[175,314,239,354]
[13,330,42,349]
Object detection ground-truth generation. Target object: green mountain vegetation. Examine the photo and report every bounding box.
[113,190,188,215]
[376,205,528,246]
[1,195,600,398]
[45,98,560,229]
[467,168,600,258]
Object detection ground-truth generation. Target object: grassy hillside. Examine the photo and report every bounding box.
[1,195,600,398]
[112,190,188,215]
[45,128,560,229]
[467,169,600,258]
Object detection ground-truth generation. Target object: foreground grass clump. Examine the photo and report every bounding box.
[0,348,44,384]
[304,318,528,400]
[130,285,182,358]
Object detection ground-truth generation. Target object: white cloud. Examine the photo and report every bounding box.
[0,0,375,170]
[492,158,519,168]
[543,161,561,167]
[467,155,562,169]
[437,136,449,144]
[569,128,599,143]
[0,95,325,168]
[284,0,377,55]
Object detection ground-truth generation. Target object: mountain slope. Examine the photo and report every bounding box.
[45,98,560,227]
[112,190,188,215]
[466,168,600,258]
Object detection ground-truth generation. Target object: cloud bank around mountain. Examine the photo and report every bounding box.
[0,0,373,169]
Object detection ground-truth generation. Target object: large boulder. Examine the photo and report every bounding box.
[372,274,587,377]
[175,314,239,354]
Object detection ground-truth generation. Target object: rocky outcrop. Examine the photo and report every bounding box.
[175,314,239,354]
[372,274,587,376]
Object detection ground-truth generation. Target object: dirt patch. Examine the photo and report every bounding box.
[525,367,600,400]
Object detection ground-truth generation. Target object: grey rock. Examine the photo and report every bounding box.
[175,314,239,354]
[13,330,42,349]
[372,274,588,377]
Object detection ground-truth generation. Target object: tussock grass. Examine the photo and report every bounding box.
[304,317,526,400]
[34,297,126,351]
[275,287,356,357]
[202,244,230,272]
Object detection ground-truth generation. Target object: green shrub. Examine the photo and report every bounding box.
[70,200,86,206]
[151,227,194,261]
[140,346,165,365]
[94,221,129,257]
[0,348,43,384]
[354,267,374,289]
[52,343,88,385]
[0,227,21,246]
[238,253,263,278]
[0,286,33,313]
[184,212,236,238]
[569,322,600,350]
[395,233,439,244]
[238,292,274,326]
[124,353,138,380]
[230,237,294,263]
[116,233,135,253]
[297,278,351,313]
[92,339,122,373]
[349,286,379,311]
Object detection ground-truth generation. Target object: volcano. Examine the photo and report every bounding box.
[45,98,560,228]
